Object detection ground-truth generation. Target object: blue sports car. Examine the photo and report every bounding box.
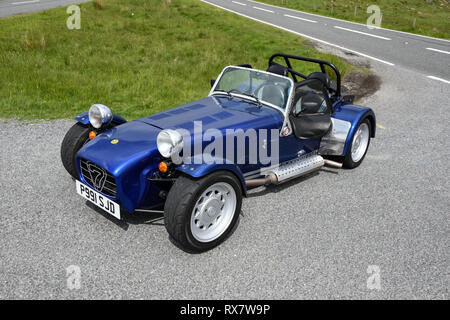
[61,53,376,252]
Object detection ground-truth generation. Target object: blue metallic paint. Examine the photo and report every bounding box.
[177,161,248,195]
[75,96,375,212]
[141,96,284,195]
[76,121,164,212]
[332,102,376,155]
[139,96,283,131]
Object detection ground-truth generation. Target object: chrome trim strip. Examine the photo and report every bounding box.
[134,209,164,214]
[80,159,117,197]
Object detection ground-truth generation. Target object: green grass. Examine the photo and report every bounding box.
[259,0,450,39]
[0,0,359,120]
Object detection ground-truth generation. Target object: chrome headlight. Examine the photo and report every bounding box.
[157,129,184,158]
[88,104,113,129]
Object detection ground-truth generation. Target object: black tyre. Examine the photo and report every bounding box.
[343,119,371,169]
[164,171,243,253]
[61,123,90,179]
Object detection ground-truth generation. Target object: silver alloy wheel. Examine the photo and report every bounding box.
[190,182,237,243]
[351,122,370,163]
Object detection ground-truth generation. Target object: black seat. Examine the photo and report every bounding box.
[307,72,331,89]
[298,92,326,114]
[267,62,289,77]
[307,72,338,93]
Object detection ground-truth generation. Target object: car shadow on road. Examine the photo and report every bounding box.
[86,201,164,231]
[246,168,339,198]
[85,168,339,232]
[86,201,243,254]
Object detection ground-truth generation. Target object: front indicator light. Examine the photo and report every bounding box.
[158,161,168,173]
[89,131,97,140]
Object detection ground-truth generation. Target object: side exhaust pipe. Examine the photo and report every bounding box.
[245,154,343,188]
[323,159,343,168]
[245,173,278,188]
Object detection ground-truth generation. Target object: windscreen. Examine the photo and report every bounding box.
[214,67,292,110]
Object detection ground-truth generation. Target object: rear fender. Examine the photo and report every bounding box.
[320,103,376,156]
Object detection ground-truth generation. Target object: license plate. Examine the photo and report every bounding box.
[76,180,121,220]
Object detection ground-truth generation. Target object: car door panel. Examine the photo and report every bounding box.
[289,79,332,141]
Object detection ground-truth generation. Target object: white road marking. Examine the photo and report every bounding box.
[284,14,317,23]
[245,0,450,43]
[12,0,39,5]
[232,1,246,6]
[426,47,450,55]
[201,0,395,66]
[253,6,274,13]
[334,26,391,40]
[427,76,450,84]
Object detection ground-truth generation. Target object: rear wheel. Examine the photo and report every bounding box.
[343,119,371,169]
[60,123,90,179]
[164,171,242,252]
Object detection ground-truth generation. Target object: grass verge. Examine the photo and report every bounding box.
[258,0,450,39]
[0,0,363,120]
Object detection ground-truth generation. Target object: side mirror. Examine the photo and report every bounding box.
[342,95,354,104]
[210,79,216,88]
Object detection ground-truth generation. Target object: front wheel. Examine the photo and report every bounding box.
[164,171,242,252]
[343,119,371,169]
[60,123,91,179]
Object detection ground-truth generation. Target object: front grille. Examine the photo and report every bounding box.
[80,159,117,197]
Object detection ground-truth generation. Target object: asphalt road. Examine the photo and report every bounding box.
[0,0,91,18]
[0,0,449,300]
[203,0,450,83]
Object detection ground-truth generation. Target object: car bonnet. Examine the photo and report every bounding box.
[137,96,283,133]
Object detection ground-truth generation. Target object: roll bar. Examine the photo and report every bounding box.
[268,53,341,97]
